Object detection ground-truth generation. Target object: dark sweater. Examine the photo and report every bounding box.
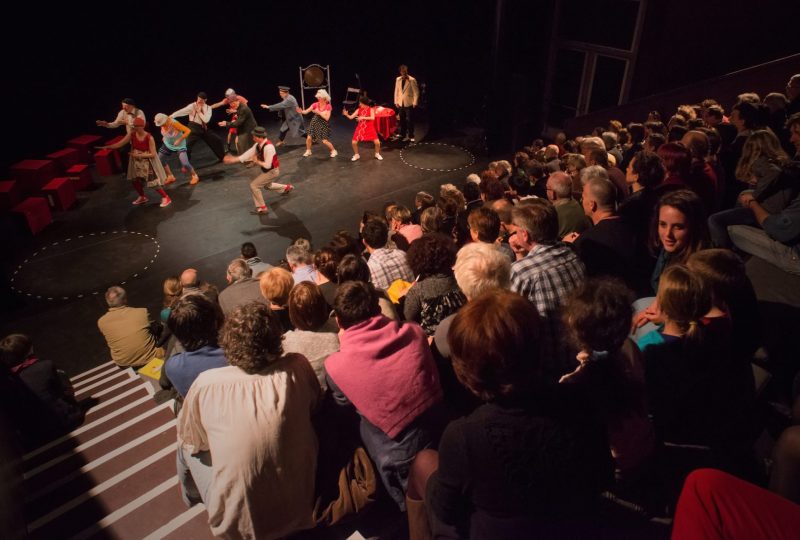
[427,397,611,538]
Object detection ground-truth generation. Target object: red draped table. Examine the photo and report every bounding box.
[373,107,397,140]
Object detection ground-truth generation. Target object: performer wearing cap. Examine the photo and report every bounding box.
[211,88,249,154]
[297,89,338,158]
[98,117,172,207]
[96,98,146,170]
[217,98,256,155]
[260,86,306,147]
[154,113,199,185]
[170,92,226,163]
[343,95,383,161]
[223,127,294,215]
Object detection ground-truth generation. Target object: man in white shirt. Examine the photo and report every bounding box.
[223,127,294,215]
[96,98,145,170]
[393,65,419,142]
[171,92,226,164]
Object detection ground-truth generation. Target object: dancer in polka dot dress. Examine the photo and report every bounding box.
[343,96,383,161]
[297,89,338,158]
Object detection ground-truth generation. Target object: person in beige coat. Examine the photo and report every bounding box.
[393,64,419,142]
[97,286,163,367]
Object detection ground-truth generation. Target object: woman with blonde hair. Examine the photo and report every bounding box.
[709,129,793,248]
[160,276,183,322]
[297,89,338,158]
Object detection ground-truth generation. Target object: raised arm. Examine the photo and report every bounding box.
[96,109,126,128]
[98,132,132,150]
[210,98,228,110]
[264,97,293,111]
[170,103,194,119]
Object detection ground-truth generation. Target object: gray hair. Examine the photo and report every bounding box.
[548,171,573,199]
[579,136,605,153]
[286,245,311,266]
[105,286,127,308]
[601,131,618,149]
[585,178,617,210]
[580,165,609,186]
[453,243,511,300]
[227,258,252,282]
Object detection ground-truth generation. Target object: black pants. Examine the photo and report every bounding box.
[398,106,414,138]
[186,122,226,162]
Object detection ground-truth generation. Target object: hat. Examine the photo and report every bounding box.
[154,113,168,127]
[133,117,146,127]
[122,98,135,106]
[224,88,236,97]
[278,86,290,92]
[315,89,330,101]
[252,126,268,138]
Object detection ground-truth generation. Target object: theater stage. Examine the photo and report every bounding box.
[1,117,487,377]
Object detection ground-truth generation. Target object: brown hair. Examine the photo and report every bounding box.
[314,247,339,282]
[0,334,32,368]
[467,207,501,243]
[686,248,746,310]
[448,290,540,401]
[219,302,283,374]
[656,264,711,342]
[288,282,330,331]
[564,277,634,352]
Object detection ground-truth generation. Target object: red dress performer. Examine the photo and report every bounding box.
[343,96,383,161]
[99,117,172,207]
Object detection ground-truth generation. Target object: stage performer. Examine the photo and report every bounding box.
[154,113,199,186]
[98,117,172,207]
[223,127,294,215]
[170,92,226,163]
[211,88,249,154]
[96,98,145,170]
[343,96,383,161]
[218,98,256,155]
[260,86,306,147]
[297,89,338,158]
[393,64,419,142]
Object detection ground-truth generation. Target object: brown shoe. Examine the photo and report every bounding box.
[189,174,200,185]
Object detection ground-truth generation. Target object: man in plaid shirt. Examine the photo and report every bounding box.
[362,219,414,290]
[508,200,585,379]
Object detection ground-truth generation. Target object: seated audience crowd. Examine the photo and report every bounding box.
[4,72,800,538]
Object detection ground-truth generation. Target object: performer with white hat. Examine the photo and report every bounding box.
[154,113,199,185]
[296,89,338,158]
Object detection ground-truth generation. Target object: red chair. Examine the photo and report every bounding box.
[0,180,23,210]
[12,197,52,235]
[67,135,104,164]
[105,135,126,169]
[9,160,59,195]
[46,148,81,172]
[94,149,118,177]
[66,164,92,190]
[41,177,77,211]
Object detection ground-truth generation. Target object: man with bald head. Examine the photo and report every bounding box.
[97,286,163,367]
[546,171,591,238]
[180,268,218,304]
[566,178,642,291]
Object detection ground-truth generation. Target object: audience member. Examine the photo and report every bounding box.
[160,276,182,323]
[259,267,295,332]
[362,218,414,289]
[402,234,465,335]
[388,204,423,250]
[421,291,611,538]
[282,282,339,389]
[164,294,227,398]
[508,200,585,379]
[313,247,339,308]
[240,242,273,277]
[325,281,444,510]
[336,254,398,320]
[546,171,591,238]
[177,302,320,539]
[97,286,163,367]
[286,244,318,284]
[218,258,266,316]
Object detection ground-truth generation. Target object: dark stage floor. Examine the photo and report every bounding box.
[1,117,487,376]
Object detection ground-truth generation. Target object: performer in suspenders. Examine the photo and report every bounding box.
[170,92,226,163]
[223,127,294,215]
